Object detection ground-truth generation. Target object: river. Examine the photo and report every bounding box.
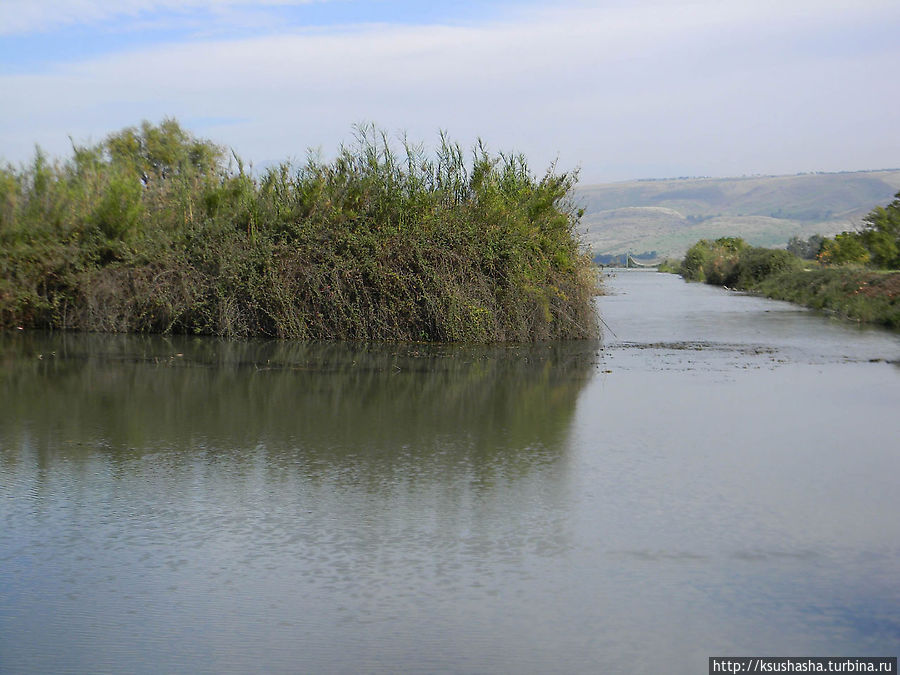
[1,270,898,673]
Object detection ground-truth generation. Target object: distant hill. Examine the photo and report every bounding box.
[575,170,900,259]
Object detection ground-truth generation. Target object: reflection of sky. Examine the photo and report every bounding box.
[579,273,900,662]
[569,360,900,663]
[2,275,900,672]
[597,271,900,366]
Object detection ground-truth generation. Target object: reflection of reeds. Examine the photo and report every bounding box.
[0,121,598,341]
[0,332,598,482]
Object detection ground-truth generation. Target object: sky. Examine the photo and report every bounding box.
[1,0,898,184]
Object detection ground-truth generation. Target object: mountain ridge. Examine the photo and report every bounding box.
[575,169,900,258]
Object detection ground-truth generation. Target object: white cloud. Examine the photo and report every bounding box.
[2,1,899,181]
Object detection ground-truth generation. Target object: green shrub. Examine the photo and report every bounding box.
[735,248,802,287]
[756,268,900,328]
[0,120,598,341]
[680,237,748,285]
[680,240,714,281]
[818,232,871,266]
[656,258,681,274]
[810,191,900,269]
[860,191,900,269]
[677,231,899,328]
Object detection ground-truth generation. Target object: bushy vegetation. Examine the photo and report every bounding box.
[0,120,598,341]
[655,258,681,274]
[817,191,900,267]
[755,268,900,328]
[673,193,900,328]
[678,236,790,286]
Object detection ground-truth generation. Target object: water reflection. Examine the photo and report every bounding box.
[0,334,598,675]
[3,275,900,674]
[598,269,900,370]
[1,333,597,480]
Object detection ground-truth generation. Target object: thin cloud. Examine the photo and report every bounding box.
[1,1,898,181]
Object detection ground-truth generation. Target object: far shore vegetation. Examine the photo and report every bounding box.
[668,191,900,328]
[0,120,599,341]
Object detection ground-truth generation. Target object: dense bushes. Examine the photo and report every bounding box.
[756,268,900,328]
[816,191,900,267]
[734,247,802,286]
[0,120,598,341]
[679,237,801,287]
[676,236,898,328]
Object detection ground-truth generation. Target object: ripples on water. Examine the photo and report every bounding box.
[1,270,899,674]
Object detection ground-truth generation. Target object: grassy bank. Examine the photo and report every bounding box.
[675,237,900,328]
[755,268,900,328]
[0,120,598,341]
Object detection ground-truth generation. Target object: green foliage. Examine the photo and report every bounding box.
[91,170,143,241]
[755,268,900,328]
[0,120,598,341]
[680,239,714,281]
[105,119,225,184]
[656,258,681,274]
[679,237,748,284]
[810,191,900,269]
[860,227,899,269]
[681,238,801,289]
[676,226,899,328]
[818,232,871,266]
[859,192,900,268]
[734,247,802,287]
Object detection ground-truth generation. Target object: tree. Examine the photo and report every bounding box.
[859,191,900,269]
[104,118,225,185]
[818,232,870,265]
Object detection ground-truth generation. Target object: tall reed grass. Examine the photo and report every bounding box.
[0,120,598,341]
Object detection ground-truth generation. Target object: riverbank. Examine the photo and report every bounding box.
[673,238,900,328]
[753,268,900,328]
[0,120,598,341]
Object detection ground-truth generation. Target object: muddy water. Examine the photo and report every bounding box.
[1,270,898,674]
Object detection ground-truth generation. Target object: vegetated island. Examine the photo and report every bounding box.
[0,120,599,341]
[666,191,900,328]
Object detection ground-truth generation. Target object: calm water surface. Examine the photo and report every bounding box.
[1,270,899,674]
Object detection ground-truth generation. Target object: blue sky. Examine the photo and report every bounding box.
[2,0,899,183]
[0,1,518,71]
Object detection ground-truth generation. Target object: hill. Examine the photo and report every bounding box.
[575,170,900,259]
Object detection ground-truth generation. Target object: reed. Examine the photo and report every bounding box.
[0,120,598,341]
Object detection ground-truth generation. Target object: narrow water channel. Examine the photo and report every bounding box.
[1,270,898,674]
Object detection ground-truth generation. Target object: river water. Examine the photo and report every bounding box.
[1,270,898,674]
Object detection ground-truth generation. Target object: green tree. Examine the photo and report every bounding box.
[818,232,870,265]
[105,118,224,184]
[735,247,801,286]
[859,191,900,269]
